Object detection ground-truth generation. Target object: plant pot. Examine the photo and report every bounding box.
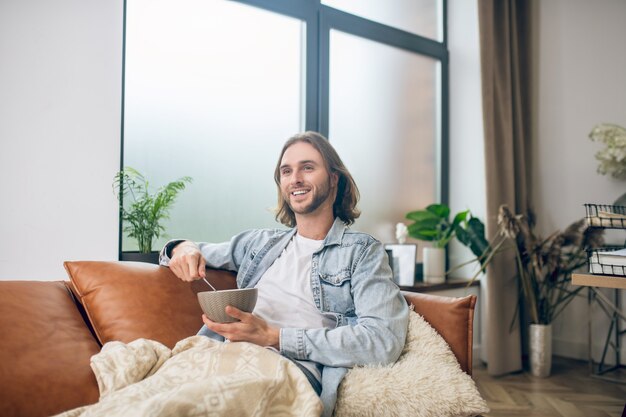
[120,251,160,265]
[529,323,552,377]
[423,247,445,284]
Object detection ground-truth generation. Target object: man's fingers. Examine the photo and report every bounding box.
[169,242,203,282]
[169,260,186,281]
[202,314,216,326]
[170,259,188,281]
[224,306,248,321]
[171,254,203,281]
[202,314,233,337]
[186,256,198,279]
[198,257,206,278]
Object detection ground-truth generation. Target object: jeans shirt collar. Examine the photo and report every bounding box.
[321,217,347,247]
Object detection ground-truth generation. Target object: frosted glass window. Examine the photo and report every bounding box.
[124,0,304,250]
[328,30,439,251]
[323,0,442,40]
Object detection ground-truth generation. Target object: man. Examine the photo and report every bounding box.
[160,131,408,417]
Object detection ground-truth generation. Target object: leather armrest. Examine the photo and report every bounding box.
[402,291,476,375]
[0,281,100,417]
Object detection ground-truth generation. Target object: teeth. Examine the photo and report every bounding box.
[292,190,308,196]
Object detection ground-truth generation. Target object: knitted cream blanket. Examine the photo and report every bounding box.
[55,336,322,417]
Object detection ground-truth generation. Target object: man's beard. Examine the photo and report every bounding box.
[285,179,334,215]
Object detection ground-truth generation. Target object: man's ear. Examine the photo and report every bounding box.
[331,172,339,188]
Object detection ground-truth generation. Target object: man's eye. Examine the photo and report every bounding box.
[281,169,291,176]
[304,165,314,171]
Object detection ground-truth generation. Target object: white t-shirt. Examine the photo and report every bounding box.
[254,233,336,381]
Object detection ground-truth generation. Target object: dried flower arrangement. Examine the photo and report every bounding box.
[589,123,626,180]
[482,205,605,325]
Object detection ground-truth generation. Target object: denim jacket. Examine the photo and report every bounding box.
[160,218,409,417]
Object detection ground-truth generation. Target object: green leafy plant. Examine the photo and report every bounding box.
[405,204,490,265]
[114,167,192,253]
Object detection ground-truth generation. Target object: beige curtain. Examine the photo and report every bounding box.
[478,0,532,376]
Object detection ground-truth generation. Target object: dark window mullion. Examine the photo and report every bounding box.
[440,60,449,206]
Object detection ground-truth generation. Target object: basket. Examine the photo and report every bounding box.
[584,203,626,228]
[587,246,626,277]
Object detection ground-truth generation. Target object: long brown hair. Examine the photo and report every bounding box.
[274,131,360,227]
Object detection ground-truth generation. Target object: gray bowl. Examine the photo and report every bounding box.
[197,288,258,323]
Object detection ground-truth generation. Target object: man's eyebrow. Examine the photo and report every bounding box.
[280,160,319,170]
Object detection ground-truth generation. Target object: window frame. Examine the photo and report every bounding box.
[119,0,449,257]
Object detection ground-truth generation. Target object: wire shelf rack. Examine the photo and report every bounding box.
[584,203,626,229]
[588,246,626,277]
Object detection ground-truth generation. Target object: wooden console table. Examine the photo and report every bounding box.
[573,273,626,291]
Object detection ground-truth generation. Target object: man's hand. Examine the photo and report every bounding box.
[169,241,206,282]
[203,306,280,349]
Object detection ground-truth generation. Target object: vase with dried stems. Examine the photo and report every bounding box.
[464,205,605,376]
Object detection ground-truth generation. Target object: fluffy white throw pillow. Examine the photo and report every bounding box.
[333,310,489,417]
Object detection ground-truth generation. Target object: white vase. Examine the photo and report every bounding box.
[529,323,552,377]
[423,247,445,284]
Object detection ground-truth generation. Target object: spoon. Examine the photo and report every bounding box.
[202,277,217,292]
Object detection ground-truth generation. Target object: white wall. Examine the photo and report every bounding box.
[0,0,123,281]
[531,0,626,360]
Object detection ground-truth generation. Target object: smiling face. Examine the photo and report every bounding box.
[278,141,338,221]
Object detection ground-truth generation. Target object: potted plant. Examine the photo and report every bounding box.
[493,205,604,376]
[114,167,192,263]
[405,204,489,284]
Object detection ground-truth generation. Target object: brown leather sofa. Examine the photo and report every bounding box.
[0,261,476,417]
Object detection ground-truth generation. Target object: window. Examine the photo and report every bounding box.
[121,0,448,253]
[328,30,441,241]
[322,0,442,40]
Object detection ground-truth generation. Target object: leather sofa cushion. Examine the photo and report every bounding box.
[64,261,475,373]
[64,261,236,348]
[402,291,476,374]
[0,281,100,417]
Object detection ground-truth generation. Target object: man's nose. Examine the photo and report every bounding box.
[291,170,304,184]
